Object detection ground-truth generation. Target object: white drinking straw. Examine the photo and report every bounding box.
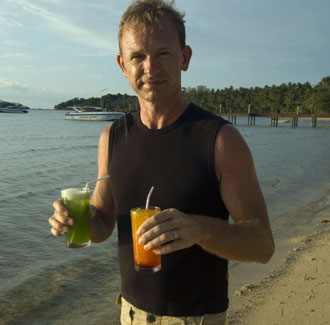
[84,175,110,191]
[145,186,154,210]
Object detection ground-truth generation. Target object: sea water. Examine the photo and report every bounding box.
[0,110,329,324]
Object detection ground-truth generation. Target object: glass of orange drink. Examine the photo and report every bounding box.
[130,206,161,273]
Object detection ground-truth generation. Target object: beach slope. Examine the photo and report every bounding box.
[227,226,330,324]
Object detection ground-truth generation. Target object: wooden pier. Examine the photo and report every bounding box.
[221,113,329,128]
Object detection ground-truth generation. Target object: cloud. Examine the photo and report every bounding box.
[0,52,32,61]
[11,0,117,52]
[5,40,28,47]
[76,49,115,57]
[0,76,29,92]
[0,75,56,108]
[0,75,55,108]
[0,9,22,28]
[0,76,51,93]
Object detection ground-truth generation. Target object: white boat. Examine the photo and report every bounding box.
[65,106,125,121]
[0,105,29,113]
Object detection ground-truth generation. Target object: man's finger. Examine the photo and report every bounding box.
[153,238,185,255]
[136,209,177,235]
[53,199,69,217]
[50,226,65,237]
[49,214,70,233]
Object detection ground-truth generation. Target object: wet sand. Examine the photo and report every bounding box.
[226,221,330,324]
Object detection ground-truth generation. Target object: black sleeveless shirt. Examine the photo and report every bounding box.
[109,103,230,316]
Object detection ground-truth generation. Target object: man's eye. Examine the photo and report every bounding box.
[131,55,143,60]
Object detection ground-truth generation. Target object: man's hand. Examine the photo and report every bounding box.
[49,200,73,237]
[136,208,204,255]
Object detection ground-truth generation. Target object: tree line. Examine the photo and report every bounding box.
[54,93,138,112]
[54,76,330,115]
[182,76,330,115]
[0,101,30,109]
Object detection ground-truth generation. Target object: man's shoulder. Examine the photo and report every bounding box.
[110,111,136,132]
[188,102,230,126]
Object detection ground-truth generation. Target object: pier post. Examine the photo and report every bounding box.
[312,115,317,128]
[291,115,298,128]
[228,114,236,125]
[248,114,256,126]
[271,116,278,127]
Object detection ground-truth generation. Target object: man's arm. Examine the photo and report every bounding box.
[197,124,274,263]
[137,124,274,263]
[49,125,116,243]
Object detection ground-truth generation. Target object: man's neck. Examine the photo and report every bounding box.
[139,97,189,129]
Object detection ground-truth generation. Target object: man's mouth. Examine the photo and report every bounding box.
[143,80,165,87]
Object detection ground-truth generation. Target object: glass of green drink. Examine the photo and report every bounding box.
[61,187,91,248]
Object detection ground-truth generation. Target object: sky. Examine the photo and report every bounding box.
[1,0,329,109]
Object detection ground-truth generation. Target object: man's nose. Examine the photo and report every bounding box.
[144,56,160,74]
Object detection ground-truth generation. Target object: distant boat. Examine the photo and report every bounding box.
[278,119,291,123]
[64,106,125,121]
[0,105,29,114]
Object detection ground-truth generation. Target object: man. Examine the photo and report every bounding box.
[49,0,274,324]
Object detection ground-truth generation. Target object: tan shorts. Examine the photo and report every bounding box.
[118,295,227,325]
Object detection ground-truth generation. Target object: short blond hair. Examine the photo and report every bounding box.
[118,0,186,52]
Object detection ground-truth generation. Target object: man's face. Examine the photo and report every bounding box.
[117,18,191,104]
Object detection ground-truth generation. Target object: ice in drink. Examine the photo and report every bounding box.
[130,206,161,272]
[61,187,91,248]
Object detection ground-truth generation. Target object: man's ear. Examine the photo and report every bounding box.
[181,45,192,71]
[117,53,128,77]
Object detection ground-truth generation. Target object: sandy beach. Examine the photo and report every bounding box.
[226,221,330,324]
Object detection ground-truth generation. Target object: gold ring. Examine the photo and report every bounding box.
[172,229,178,240]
